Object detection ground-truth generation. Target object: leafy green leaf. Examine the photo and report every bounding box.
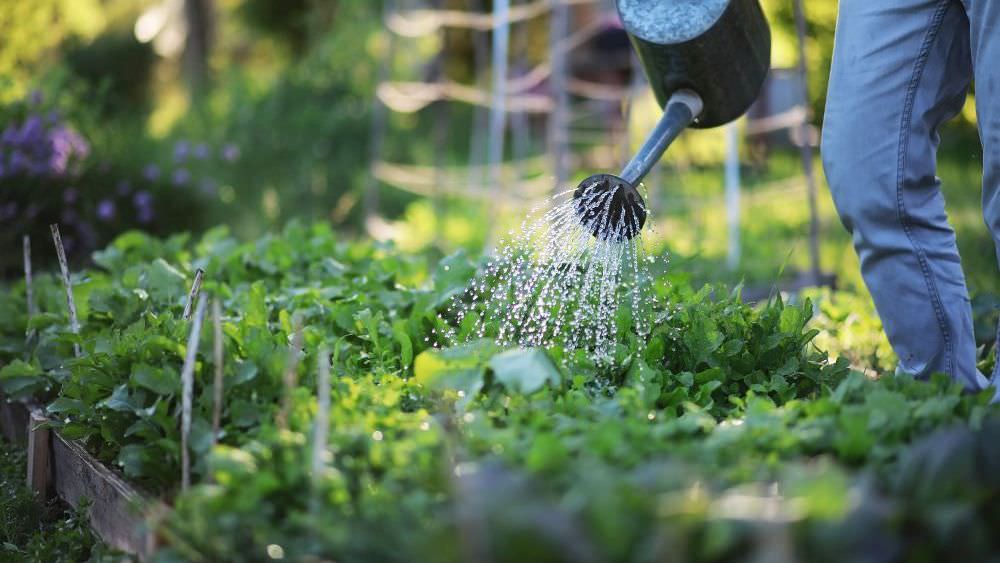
[489,348,561,395]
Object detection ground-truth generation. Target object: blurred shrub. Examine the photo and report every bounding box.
[163,1,389,236]
[63,28,156,117]
[0,94,207,276]
[239,0,337,54]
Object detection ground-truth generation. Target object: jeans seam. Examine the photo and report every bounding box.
[896,0,953,376]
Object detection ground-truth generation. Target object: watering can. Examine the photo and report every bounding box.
[574,0,771,240]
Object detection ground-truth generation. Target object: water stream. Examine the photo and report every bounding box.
[439,180,663,363]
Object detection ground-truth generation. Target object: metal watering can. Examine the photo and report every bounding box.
[573,0,771,240]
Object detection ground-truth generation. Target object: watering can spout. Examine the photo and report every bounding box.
[572,90,702,242]
[619,89,703,188]
[572,0,771,241]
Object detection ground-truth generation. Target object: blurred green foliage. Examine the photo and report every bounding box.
[63,28,157,117]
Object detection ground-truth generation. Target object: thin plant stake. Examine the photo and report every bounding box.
[211,298,224,445]
[311,344,331,486]
[181,296,207,491]
[183,268,205,320]
[277,317,304,430]
[50,224,80,358]
[23,235,36,341]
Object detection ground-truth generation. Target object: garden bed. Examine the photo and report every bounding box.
[2,223,999,562]
[0,395,164,559]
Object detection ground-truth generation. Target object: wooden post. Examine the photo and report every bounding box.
[180,296,207,491]
[50,224,80,358]
[793,0,821,282]
[211,298,224,445]
[277,317,304,430]
[183,268,204,320]
[26,409,50,498]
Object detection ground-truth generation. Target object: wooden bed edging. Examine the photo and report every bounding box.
[1,397,169,560]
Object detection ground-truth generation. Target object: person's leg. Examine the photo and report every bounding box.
[961,2,1000,387]
[822,0,989,390]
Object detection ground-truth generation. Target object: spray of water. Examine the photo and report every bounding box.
[438,181,664,363]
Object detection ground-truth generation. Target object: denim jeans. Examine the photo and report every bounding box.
[821,0,999,395]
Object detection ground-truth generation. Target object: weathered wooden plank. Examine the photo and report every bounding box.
[52,433,167,559]
[0,398,29,445]
[26,409,51,497]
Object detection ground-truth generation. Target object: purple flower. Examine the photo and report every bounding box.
[60,208,78,225]
[18,116,43,145]
[0,202,17,220]
[96,199,116,221]
[143,164,160,181]
[63,187,79,204]
[221,144,240,162]
[193,143,209,160]
[137,206,154,224]
[199,177,218,195]
[45,110,60,125]
[133,190,153,208]
[29,90,43,106]
[8,151,25,174]
[48,126,89,175]
[173,140,190,162]
[172,168,191,187]
[116,180,132,195]
[25,204,39,219]
[1,126,16,145]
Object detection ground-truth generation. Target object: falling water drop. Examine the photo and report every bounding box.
[439,181,664,365]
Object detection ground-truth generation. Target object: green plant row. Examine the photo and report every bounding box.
[1,223,997,562]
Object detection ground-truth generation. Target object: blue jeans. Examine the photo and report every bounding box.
[821,0,999,394]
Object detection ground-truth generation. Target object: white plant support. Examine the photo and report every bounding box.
[311,344,331,485]
[183,268,204,320]
[548,0,571,193]
[50,224,80,358]
[181,295,207,491]
[485,0,510,248]
[211,298,224,445]
[724,122,741,271]
[23,235,36,342]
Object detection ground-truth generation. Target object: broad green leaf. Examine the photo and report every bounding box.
[101,384,138,413]
[489,348,561,395]
[131,364,179,395]
[0,360,45,398]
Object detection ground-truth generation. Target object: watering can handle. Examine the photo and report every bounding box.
[619,89,704,187]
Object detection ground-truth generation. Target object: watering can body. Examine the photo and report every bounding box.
[572,0,771,241]
[616,0,771,128]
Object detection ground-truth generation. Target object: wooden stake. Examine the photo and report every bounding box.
[276,317,304,430]
[311,344,331,485]
[26,409,50,498]
[23,235,36,342]
[50,224,80,358]
[180,296,207,491]
[183,268,205,320]
[211,298,223,445]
